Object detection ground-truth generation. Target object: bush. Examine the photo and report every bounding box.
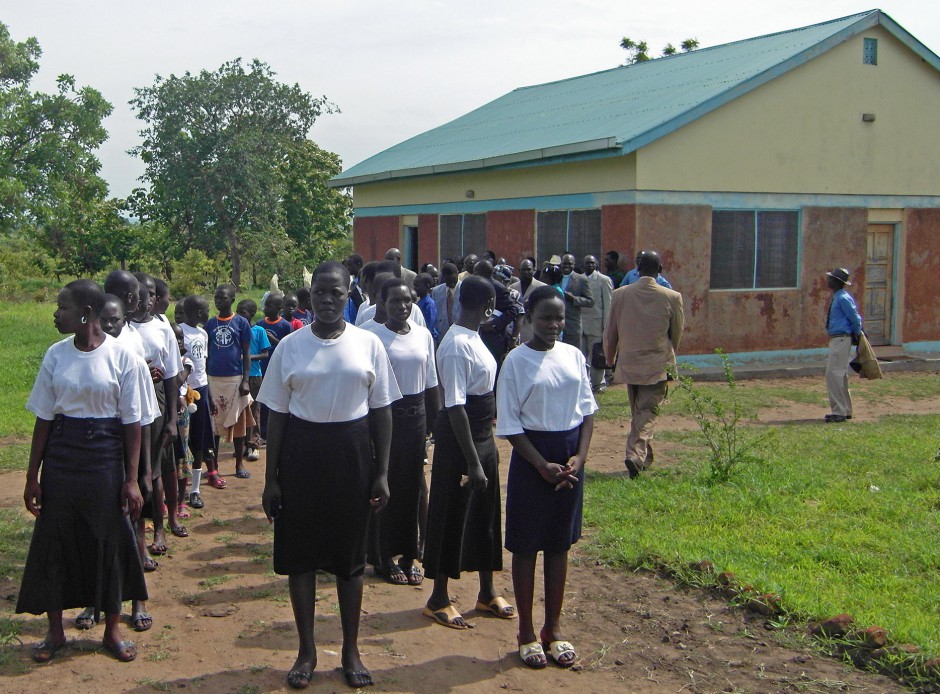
[170,249,229,298]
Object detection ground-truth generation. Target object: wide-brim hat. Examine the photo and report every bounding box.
[826,267,852,285]
[547,255,562,265]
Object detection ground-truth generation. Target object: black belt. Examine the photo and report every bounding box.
[829,333,850,338]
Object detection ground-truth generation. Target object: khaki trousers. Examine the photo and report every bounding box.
[626,381,668,469]
[826,336,854,417]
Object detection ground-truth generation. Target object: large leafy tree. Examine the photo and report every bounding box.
[130,58,344,287]
[0,23,113,271]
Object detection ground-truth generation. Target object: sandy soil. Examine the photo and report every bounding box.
[0,376,926,693]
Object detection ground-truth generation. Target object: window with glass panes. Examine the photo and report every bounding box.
[709,210,799,289]
[535,209,601,264]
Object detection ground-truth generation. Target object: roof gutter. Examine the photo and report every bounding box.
[327,136,621,188]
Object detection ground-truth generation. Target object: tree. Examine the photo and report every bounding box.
[621,35,700,64]
[130,58,342,287]
[0,23,113,266]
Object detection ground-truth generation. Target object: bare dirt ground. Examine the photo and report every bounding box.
[1,376,930,693]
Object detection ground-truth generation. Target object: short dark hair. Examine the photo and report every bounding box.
[154,277,170,298]
[236,299,257,316]
[380,277,411,302]
[104,270,139,298]
[415,272,434,288]
[102,293,125,315]
[361,261,379,285]
[525,285,563,316]
[183,294,208,317]
[375,260,402,278]
[312,260,351,286]
[459,275,496,310]
[64,279,106,316]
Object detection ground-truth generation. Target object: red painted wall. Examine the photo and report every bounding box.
[632,205,868,355]
[487,210,536,267]
[353,216,399,262]
[903,209,940,342]
[417,215,438,268]
[601,204,636,272]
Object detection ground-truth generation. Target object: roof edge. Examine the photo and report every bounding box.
[327,137,620,188]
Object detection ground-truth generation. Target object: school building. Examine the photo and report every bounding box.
[329,10,940,361]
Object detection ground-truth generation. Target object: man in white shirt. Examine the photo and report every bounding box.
[431,262,462,344]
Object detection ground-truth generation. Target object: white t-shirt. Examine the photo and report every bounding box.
[180,323,209,388]
[496,342,598,436]
[436,324,497,408]
[132,317,182,380]
[258,324,401,423]
[361,322,438,397]
[112,325,159,426]
[27,335,151,425]
[355,302,426,328]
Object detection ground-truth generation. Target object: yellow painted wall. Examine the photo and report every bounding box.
[353,153,637,208]
[638,26,940,195]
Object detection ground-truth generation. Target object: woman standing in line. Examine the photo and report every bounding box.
[362,278,440,586]
[495,285,596,668]
[17,279,151,663]
[259,261,399,690]
[422,275,515,629]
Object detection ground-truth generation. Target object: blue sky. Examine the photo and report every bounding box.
[2,0,936,198]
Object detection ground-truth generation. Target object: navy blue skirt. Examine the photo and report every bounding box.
[17,415,148,616]
[505,426,583,554]
[273,414,373,579]
[423,392,502,580]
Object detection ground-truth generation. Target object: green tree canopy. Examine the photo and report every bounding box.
[0,22,113,272]
[621,35,699,64]
[130,58,348,287]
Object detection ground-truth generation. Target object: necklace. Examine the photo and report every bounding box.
[311,323,345,340]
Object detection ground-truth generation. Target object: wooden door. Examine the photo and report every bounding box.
[864,224,894,345]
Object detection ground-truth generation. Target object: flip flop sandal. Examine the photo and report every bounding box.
[343,668,373,688]
[543,640,577,668]
[132,611,153,632]
[376,565,408,585]
[518,641,547,669]
[475,596,517,619]
[422,605,473,630]
[177,504,191,519]
[75,608,97,630]
[286,669,312,689]
[235,469,251,479]
[31,639,66,663]
[147,542,167,556]
[169,525,189,538]
[405,564,424,586]
[143,556,159,572]
[103,638,137,662]
[206,471,227,489]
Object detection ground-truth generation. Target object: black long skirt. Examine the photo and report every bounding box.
[423,392,502,580]
[368,393,425,566]
[273,414,373,579]
[16,415,148,617]
[505,426,583,554]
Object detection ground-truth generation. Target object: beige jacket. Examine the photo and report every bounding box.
[603,276,684,385]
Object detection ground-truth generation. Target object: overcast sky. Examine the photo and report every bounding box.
[3,1,937,198]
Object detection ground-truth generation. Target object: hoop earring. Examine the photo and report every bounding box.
[484,308,494,318]
[81,316,88,325]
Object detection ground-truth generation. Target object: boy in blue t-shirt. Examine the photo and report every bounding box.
[414,273,439,341]
[205,284,253,480]
[236,299,271,462]
[257,293,291,443]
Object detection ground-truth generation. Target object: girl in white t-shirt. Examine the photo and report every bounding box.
[422,275,515,630]
[17,280,150,664]
[496,285,597,669]
[258,261,399,690]
[362,278,440,587]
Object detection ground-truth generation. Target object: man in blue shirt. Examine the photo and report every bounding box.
[621,251,673,288]
[825,267,863,423]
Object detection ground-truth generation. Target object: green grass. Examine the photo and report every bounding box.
[0,300,61,439]
[0,508,32,581]
[584,412,940,656]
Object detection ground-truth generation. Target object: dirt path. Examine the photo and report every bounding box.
[0,377,919,693]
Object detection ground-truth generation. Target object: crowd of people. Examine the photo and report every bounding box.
[15,242,861,688]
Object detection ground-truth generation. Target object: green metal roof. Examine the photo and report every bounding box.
[330,9,939,188]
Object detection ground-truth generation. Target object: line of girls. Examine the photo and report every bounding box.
[17,261,596,689]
